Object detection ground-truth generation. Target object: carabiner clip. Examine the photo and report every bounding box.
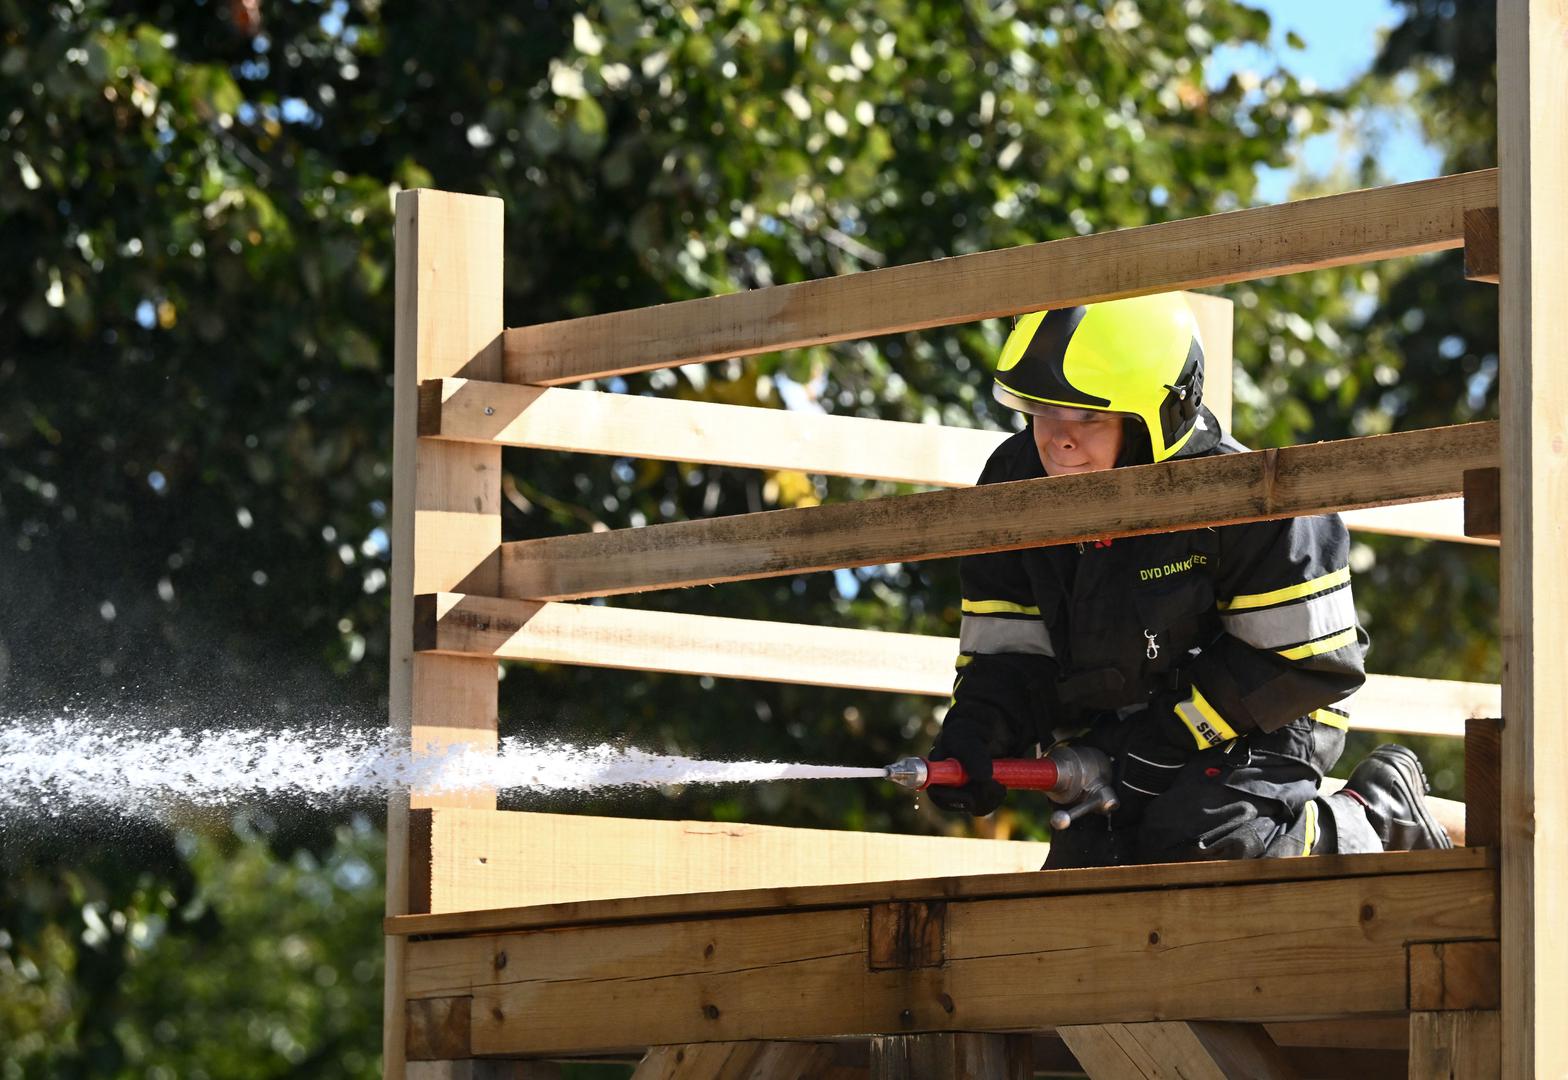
[1143,629,1160,661]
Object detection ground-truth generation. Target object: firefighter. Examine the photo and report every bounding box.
[928,294,1452,867]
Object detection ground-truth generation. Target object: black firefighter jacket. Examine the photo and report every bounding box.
[951,410,1367,757]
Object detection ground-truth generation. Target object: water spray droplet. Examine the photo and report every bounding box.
[0,715,887,822]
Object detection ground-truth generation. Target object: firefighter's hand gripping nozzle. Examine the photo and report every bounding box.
[884,746,1120,830]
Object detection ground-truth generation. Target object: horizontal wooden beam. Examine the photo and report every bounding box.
[417,377,1004,487]
[419,376,1496,548]
[503,170,1497,385]
[406,808,1044,915]
[1344,673,1501,739]
[499,422,1498,600]
[399,863,1495,1055]
[415,592,955,695]
[1341,499,1498,547]
[387,847,1491,938]
[416,593,1498,738]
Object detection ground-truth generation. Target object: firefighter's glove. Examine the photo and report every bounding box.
[1114,703,1201,802]
[928,706,1008,817]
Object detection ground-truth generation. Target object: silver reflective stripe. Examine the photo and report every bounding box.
[1219,586,1357,650]
[958,615,1055,657]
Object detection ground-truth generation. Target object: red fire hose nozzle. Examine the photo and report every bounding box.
[884,746,1121,830]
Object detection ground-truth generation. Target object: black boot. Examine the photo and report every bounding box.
[1339,744,1453,851]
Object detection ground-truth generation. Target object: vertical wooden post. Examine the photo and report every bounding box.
[387,190,506,1077]
[870,1033,1032,1080]
[1185,292,1234,433]
[1496,4,1568,1076]
[1409,1012,1501,1079]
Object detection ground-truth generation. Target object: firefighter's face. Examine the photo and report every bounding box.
[1032,412,1124,475]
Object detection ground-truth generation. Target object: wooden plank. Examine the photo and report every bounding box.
[503,171,1496,385]
[388,846,1492,938]
[415,593,1498,740]
[1340,674,1500,740]
[1497,5,1568,1077]
[1341,499,1498,547]
[1463,467,1502,540]
[870,1033,1031,1080]
[387,189,506,1079]
[1409,1011,1500,1079]
[419,377,1007,488]
[1409,941,1502,1011]
[413,592,960,697]
[401,869,1496,1056]
[419,375,1483,547]
[498,422,1498,600]
[1058,1022,1297,1079]
[407,996,471,1060]
[1465,207,1501,284]
[1465,717,1502,850]
[1057,1026,1147,1079]
[404,807,1044,915]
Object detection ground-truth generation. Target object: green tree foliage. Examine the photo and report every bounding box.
[2,816,384,1078]
[0,0,1498,1074]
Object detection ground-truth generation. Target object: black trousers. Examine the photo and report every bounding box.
[1043,715,1379,869]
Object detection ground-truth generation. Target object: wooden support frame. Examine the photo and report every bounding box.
[389,149,1521,1075]
[390,852,1494,1058]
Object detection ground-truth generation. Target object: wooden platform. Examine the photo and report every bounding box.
[389,848,1498,1069]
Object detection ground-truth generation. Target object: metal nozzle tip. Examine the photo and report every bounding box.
[884,756,929,790]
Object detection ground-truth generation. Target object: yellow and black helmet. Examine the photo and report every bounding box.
[993,293,1205,463]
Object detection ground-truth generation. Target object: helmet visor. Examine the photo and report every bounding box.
[993,384,1130,424]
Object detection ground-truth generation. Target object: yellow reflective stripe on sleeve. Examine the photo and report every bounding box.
[1310,707,1350,730]
[1173,686,1240,749]
[1277,627,1358,660]
[955,654,974,669]
[961,599,1042,616]
[1217,566,1352,612]
[1301,800,1319,856]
